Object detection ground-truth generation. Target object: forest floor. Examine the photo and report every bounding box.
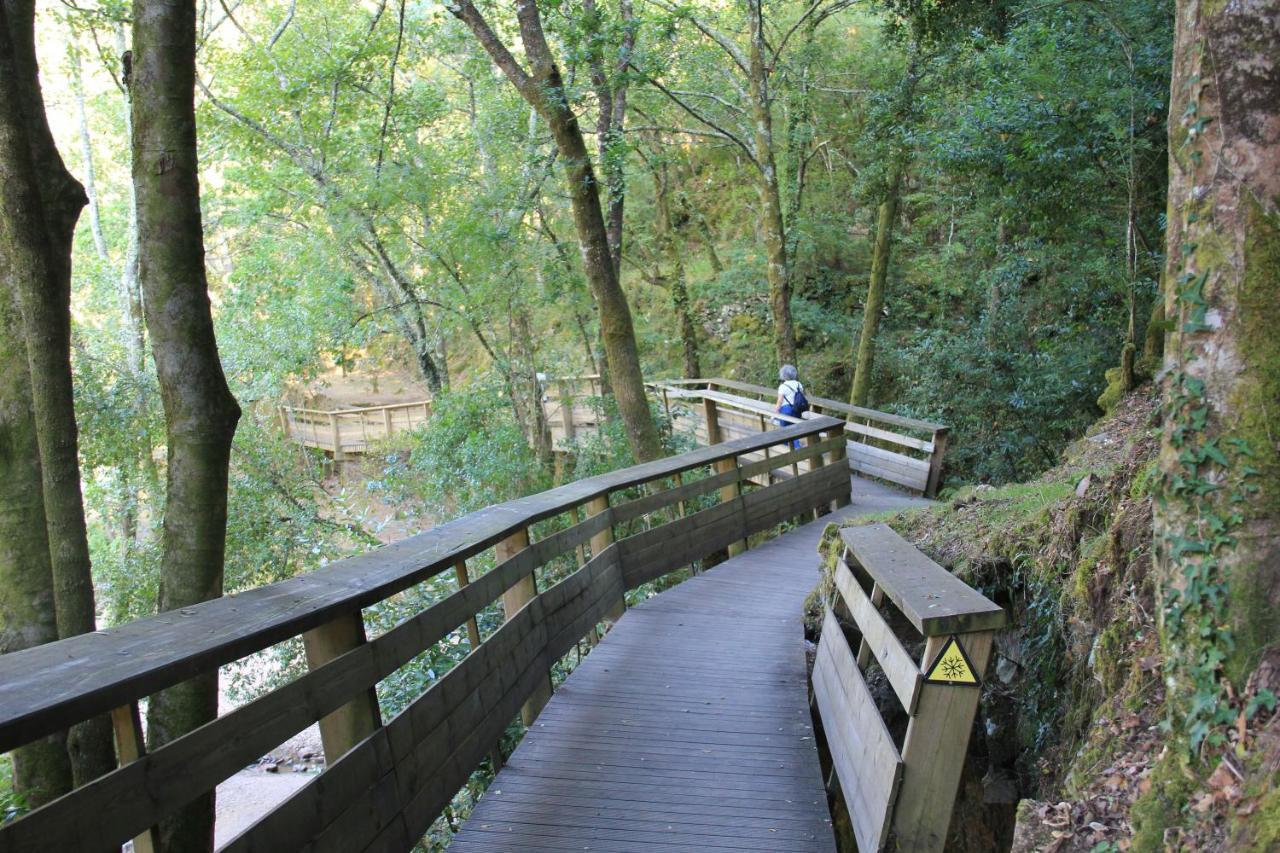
[288,368,433,410]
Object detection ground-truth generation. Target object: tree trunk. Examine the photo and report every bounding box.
[0,287,71,810]
[115,25,147,387]
[0,22,73,805]
[513,308,554,466]
[1154,0,1279,740]
[850,163,904,407]
[747,0,796,366]
[584,0,634,280]
[451,0,662,462]
[2,0,116,786]
[132,0,242,848]
[653,152,700,378]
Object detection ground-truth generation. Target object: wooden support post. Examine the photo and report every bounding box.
[453,561,483,650]
[570,505,601,644]
[303,613,382,763]
[111,703,158,853]
[892,630,994,852]
[715,454,747,557]
[855,583,884,670]
[329,412,344,464]
[661,386,672,425]
[585,494,624,623]
[828,427,851,511]
[806,431,826,520]
[925,427,950,498]
[497,527,553,726]
[454,559,502,768]
[278,406,290,438]
[702,395,722,447]
[560,381,576,442]
[382,406,393,439]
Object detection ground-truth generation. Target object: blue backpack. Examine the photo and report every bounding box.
[782,385,810,416]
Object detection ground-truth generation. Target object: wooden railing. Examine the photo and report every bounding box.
[542,374,604,446]
[278,400,432,460]
[815,524,1005,852]
[0,415,850,852]
[655,378,950,497]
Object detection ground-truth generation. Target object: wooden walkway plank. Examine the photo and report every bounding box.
[448,499,915,852]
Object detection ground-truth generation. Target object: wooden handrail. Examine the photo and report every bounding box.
[657,377,946,433]
[814,523,1005,852]
[0,416,842,751]
[0,410,850,853]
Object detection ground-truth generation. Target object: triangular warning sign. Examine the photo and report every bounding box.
[923,635,980,686]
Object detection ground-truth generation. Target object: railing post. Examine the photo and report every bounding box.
[585,494,624,622]
[702,395,722,446]
[382,406,393,439]
[700,396,746,555]
[805,431,825,520]
[303,613,382,763]
[497,526,553,726]
[716,453,747,557]
[455,559,504,769]
[328,412,344,464]
[892,630,995,851]
[111,703,158,853]
[560,380,576,442]
[925,427,950,498]
[828,425,851,511]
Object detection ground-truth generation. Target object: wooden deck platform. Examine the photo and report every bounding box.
[450,481,929,852]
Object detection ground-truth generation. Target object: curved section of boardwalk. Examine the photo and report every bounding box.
[451,484,924,852]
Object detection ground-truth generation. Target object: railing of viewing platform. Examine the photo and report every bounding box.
[653,378,949,497]
[0,409,850,853]
[278,399,433,460]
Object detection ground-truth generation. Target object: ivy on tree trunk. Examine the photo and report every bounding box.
[1155,0,1279,747]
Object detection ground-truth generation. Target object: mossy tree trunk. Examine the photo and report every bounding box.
[0,0,116,787]
[451,0,662,462]
[0,59,72,808]
[849,162,904,408]
[747,0,796,367]
[1155,0,1279,740]
[651,147,701,379]
[131,0,242,848]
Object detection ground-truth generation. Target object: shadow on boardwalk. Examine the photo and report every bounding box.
[450,478,929,851]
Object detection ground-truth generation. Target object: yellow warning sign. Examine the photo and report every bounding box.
[923,635,980,686]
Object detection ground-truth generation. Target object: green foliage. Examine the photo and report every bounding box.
[380,384,551,516]
[0,754,24,826]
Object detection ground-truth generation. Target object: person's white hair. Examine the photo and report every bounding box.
[778,364,799,382]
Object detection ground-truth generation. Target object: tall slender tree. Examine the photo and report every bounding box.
[131,0,242,847]
[1,0,116,786]
[450,0,662,461]
[0,9,74,809]
[642,0,853,366]
[849,50,918,408]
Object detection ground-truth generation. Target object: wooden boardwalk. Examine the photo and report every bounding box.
[450,479,928,852]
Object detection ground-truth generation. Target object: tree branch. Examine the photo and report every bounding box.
[446,1,535,98]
